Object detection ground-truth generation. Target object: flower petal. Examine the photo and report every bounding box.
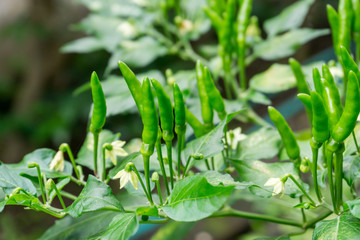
[120,173,130,189]
[264,178,280,187]
[113,169,125,179]
[113,148,128,157]
[130,172,138,190]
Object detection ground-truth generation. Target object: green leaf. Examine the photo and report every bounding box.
[253,28,329,61]
[76,130,120,171]
[343,155,360,187]
[39,211,118,240]
[0,165,36,195]
[346,199,360,219]
[250,61,323,94]
[6,148,73,179]
[100,213,139,240]
[255,236,290,240]
[312,212,360,239]
[231,160,307,198]
[66,175,123,217]
[264,0,314,37]
[0,193,40,212]
[234,127,281,161]
[61,37,104,53]
[106,36,167,74]
[162,175,234,221]
[136,206,159,217]
[151,221,195,240]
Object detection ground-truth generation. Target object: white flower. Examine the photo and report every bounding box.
[105,140,128,165]
[113,168,138,190]
[226,127,247,150]
[49,151,65,172]
[117,22,136,38]
[264,178,285,197]
[179,19,193,35]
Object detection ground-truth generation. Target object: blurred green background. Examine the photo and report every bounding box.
[0,0,337,239]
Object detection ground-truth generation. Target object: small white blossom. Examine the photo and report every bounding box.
[179,19,193,35]
[117,22,136,38]
[49,151,65,172]
[113,166,138,190]
[264,178,285,197]
[226,127,247,150]
[105,140,128,165]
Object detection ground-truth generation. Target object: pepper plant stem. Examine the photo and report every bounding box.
[311,146,323,202]
[285,174,316,205]
[334,151,343,213]
[155,180,163,205]
[326,150,337,213]
[352,131,360,153]
[131,164,151,203]
[155,142,170,195]
[177,134,184,179]
[34,165,46,204]
[51,180,66,209]
[166,141,174,189]
[101,146,107,182]
[141,155,154,204]
[62,144,80,180]
[93,132,99,176]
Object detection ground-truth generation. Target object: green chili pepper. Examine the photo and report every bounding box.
[268,106,300,161]
[353,0,360,63]
[173,83,186,179]
[320,77,343,131]
[237,0,253,89]
[196,61,214,132]
[140,78,158,205]
[118,61,143,114]
[332,71,360,142]
[173,83,186,135]
[151,79,174,142]
[289,58,310,95]
[89,72,107,132]
[312,68,323,95]
[203,8,223,34]
[185,107,207,138]
[297,93,313,123]
[338,0,353,54]
[327,5,340,55]
[203,67,227,120]
[310,91,330,143]
[340,46,360,82]
[141,78,159,155]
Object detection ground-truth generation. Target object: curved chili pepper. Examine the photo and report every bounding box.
[332,71,360,142]
[289,58,310,95]
[268,106,300,161]
[196,61,214,132]
[203,67,227,120]
[297,93,312,123]
[340,46,360,82]
[338,0,353,54]
[118,61,143,114]
[151,79,174,142]
[312,68,323,94]
[320,77,343,131]
[89,72,107,133]
[173,83,186,136]
[185,107,207,138]
[310,91,330,143]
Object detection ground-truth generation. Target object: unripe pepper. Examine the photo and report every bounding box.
[173,83,186,136]
[268,107,300,161]
[332,71,360,142]
[141,78,159,155]
[196,61,214,132]
[310,91,330,143]
[327,5,340,55]
[340,46,360,82]
[320,77,342,131]
[312,68,323,95]
[297,93,312,123]
[289,58,310,95]
[118,61,143,114]
[203,67,227,120]
[151,79,174,142]
[89,72,107,133]
[185,107,207,138]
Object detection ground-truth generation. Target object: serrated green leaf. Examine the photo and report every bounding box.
[39,211,118,240]
[264,0,314,37]
[100,213,139,240]
[312,213,360,239]
[66,175,123,217]
[162,175,234,221]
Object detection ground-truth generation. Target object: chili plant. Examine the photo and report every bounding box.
[3,0,360,239]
